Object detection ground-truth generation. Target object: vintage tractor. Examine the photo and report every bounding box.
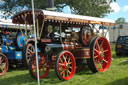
[12,9,115,81]
[0,23,31,76]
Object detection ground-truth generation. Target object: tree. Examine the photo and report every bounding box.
[116,17,126,24]
[0,0,115,18]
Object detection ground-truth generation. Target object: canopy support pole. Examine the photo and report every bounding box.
[31,0,40,85]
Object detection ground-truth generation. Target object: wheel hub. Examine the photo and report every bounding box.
[98,51,104,60]
[61,62,66,69]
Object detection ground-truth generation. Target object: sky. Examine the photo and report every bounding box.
[63,0,128,22]
[105,0,128,22]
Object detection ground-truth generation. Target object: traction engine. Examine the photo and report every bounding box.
[12,9,114,81]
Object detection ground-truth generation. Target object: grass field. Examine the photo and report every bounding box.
[1,44,128,85]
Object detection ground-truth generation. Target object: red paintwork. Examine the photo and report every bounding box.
[93,37,111,72]
[0,54,8,76]
[31,52,50,79]
[57,51,76,80]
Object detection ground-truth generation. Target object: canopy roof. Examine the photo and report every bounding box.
[12,9,115,26]
[0,21,30,31]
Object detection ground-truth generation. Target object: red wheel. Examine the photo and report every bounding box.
[0,54,8,76]
[28,52,50,79]
[22,42,35,68]
[55,51,76,81]
[88,36,111,72]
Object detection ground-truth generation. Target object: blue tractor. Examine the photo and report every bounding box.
[0,23,30,76]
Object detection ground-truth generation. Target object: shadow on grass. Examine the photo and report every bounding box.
[1,65,94,85]
[106,77,128,85]
[0,72,35,85]
[0,70,62,85]
[118,60,128,65]
[75,65,94,75]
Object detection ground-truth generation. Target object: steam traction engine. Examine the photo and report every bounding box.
[0,23,30,76]
[12,10,115,81]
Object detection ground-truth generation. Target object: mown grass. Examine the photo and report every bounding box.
[1,44,128,85]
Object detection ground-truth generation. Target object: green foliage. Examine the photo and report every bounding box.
[116,17,126,24]
[56,0,114,17]
[0,0,116,17]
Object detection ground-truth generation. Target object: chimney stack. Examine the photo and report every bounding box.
[46,0,55,11]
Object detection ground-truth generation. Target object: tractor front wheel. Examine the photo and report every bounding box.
[28,52,50,79]
[55,51,76,81]
[22,42,35,68]
[0,54,8,76]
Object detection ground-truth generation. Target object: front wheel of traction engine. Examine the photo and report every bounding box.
[87,36,111,73]
[28,52,50,79]
[22,42,35,68]
[55,51,76,81]
[0,54,8,76]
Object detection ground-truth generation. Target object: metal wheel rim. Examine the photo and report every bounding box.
[31,52,49,79]
[26,44,35,64]
[0,54,8,76]
[57,51,76,80]
[93,37,111,72]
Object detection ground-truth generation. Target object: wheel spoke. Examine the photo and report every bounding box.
[68,62,72,64]
[60,69,65,76]
[99,63,103,69]
[102,49,108,53]
[63,55,67,63]
[28,49,33,54]
[32,64,37,69]
[0,57,2,63]
[94,59,99,64]
[60,58,63,63]
[94,48,99,53]
[103,59,108,63]
[27,51,31,55]
[31,46,34,51]
[42,68,45,72]
[69,67,72,69]
[63,70,65,77]
[96,41,100,50]
[59,63,65,66]
[65,55,68,60]
[94,55,98,58]
[66,70,69,77]
[67,69,71,74]
[59,67,62,70]
[100,40,104,49]
[68,58,70,63]
[0,66,2,71]
[1,63,5,72]
[1,68,4,72]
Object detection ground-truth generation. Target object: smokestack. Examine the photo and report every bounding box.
[46,0,55,11]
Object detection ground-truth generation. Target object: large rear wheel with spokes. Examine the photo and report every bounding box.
[55,51,76,81]
[0,54,8,76]
[88,36,111,73]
